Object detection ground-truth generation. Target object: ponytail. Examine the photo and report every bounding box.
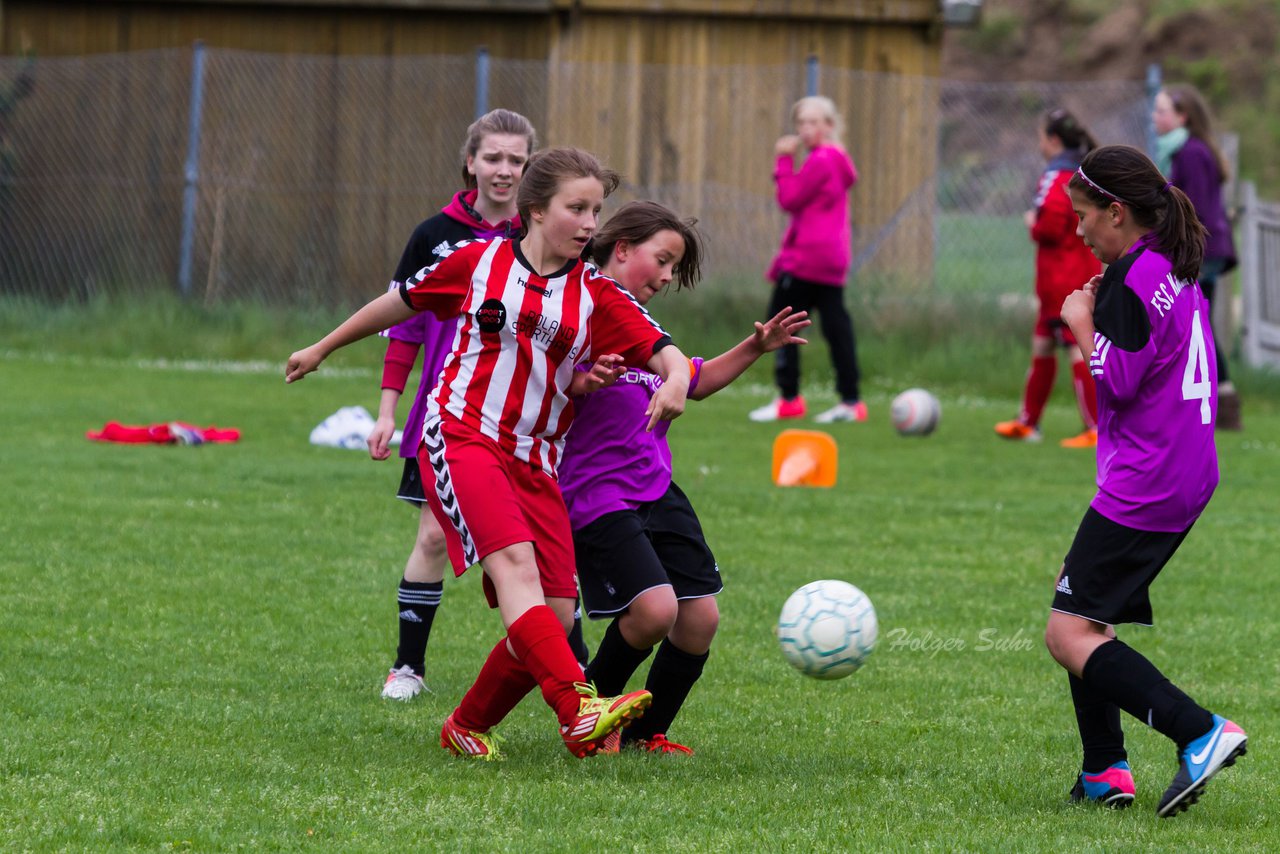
[1160,186,1207,282]
[1044,108,1098,154]
[1068,145,1206,281]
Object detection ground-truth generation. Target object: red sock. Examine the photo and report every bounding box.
[1020,355,1057,427]
[453,637,538,732]
[1072,360,1098,430]
[507,605,584,724]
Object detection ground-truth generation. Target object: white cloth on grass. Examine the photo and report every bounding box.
[309,406,402,450]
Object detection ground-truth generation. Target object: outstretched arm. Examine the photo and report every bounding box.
[286,290,416,383]
[691,307,810,400]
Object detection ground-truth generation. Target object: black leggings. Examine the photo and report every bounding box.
[767,273,861,402]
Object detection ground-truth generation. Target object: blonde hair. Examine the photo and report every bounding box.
[792,95,844,147]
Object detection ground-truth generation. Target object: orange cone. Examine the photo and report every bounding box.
[772,429,838,488]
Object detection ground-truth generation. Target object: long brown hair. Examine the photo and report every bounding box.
[1068,144,1206,281]
[1163,85,1230,184]
[589,200,704,291]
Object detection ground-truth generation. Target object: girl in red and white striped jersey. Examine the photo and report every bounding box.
[286,148,691,758]
[370,109,541,704]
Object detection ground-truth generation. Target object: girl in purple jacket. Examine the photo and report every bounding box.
[1152,85,1241,429]
[749,96,865,424]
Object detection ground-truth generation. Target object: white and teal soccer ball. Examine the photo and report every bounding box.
[777,580,878,680]
[890,388,941,436]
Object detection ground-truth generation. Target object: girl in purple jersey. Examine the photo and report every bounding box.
[559,201,810,754]
[1045,144,1246,817]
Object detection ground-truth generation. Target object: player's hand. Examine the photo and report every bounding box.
[644,373,688,432]
[754,307,811,354]
[368,415,396,460]
[1082,274,1103,296]
[775,134,800,157]
[1061,288,1095,328]
[285,344,324,383]
[1023,209,1036,230]
[569,354,626,397]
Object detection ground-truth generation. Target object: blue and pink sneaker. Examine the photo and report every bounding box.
[1157,715,1248,818]
[1069,760,1136,809]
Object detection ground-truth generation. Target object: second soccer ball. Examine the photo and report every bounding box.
[891,388,941,436]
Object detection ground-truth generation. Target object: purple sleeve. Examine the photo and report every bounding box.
[1093,335,1153,404]
[688,356,705,396]
[1170,143,1222,226]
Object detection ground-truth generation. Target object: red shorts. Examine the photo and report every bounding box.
[1035,291,1078,346]
[418,415,577,606]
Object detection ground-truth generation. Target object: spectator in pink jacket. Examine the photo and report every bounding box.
[749,96,864,424]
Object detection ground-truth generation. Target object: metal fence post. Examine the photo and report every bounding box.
[1145,62,1162,160]
[475,46,489,120]
[805,54,819,97]
[178,40,206,298]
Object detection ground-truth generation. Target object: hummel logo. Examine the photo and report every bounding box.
[519,276,551,297]
[1056,575,1073,595]
[399,609,423,623]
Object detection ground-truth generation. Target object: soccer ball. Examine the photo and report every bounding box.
[777,580,878,679]
[890,388,941,436]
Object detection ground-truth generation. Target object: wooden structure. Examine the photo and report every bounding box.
[1,1,943,301]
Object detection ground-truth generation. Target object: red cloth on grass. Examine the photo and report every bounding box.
[86,422,241,444]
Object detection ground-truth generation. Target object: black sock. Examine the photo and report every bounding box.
[1069,672,1127,771]
[568,599,590,667]
[392,579,441,676]
[1082,640,1214,750]
[583,618,652,695]
[626,638,709,743]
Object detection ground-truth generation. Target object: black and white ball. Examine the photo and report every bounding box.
[890,388,941,436]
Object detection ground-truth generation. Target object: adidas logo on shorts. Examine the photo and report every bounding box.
[1056,575,1073,595]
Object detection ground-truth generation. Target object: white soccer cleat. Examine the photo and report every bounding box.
[814,401,868,424]
[381,664,427,701]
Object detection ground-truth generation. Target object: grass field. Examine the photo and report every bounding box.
[1,298,1278,851]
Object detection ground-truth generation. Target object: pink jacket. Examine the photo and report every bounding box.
[767,144,858,286]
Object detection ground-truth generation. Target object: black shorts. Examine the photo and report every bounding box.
[1051,506,1193,626]
[573,482,722,619]
[395,457,427,505]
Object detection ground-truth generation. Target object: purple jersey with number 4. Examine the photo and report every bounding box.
[1088,236,1218,532]
[558,358,704,531]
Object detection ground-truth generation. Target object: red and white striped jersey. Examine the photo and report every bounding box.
[399,238,671,476]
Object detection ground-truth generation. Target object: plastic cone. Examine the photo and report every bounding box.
[772,429,838,487]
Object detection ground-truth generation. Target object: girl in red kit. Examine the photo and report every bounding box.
[370,109,549,703]
[995,109,1102,448]
[287,148,692,759]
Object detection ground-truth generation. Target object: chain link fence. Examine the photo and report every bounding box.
[1,48,1150,310]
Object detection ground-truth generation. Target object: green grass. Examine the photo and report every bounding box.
[1,300,1278,851]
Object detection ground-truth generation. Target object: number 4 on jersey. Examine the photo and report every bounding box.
[1181,309,1212,425]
